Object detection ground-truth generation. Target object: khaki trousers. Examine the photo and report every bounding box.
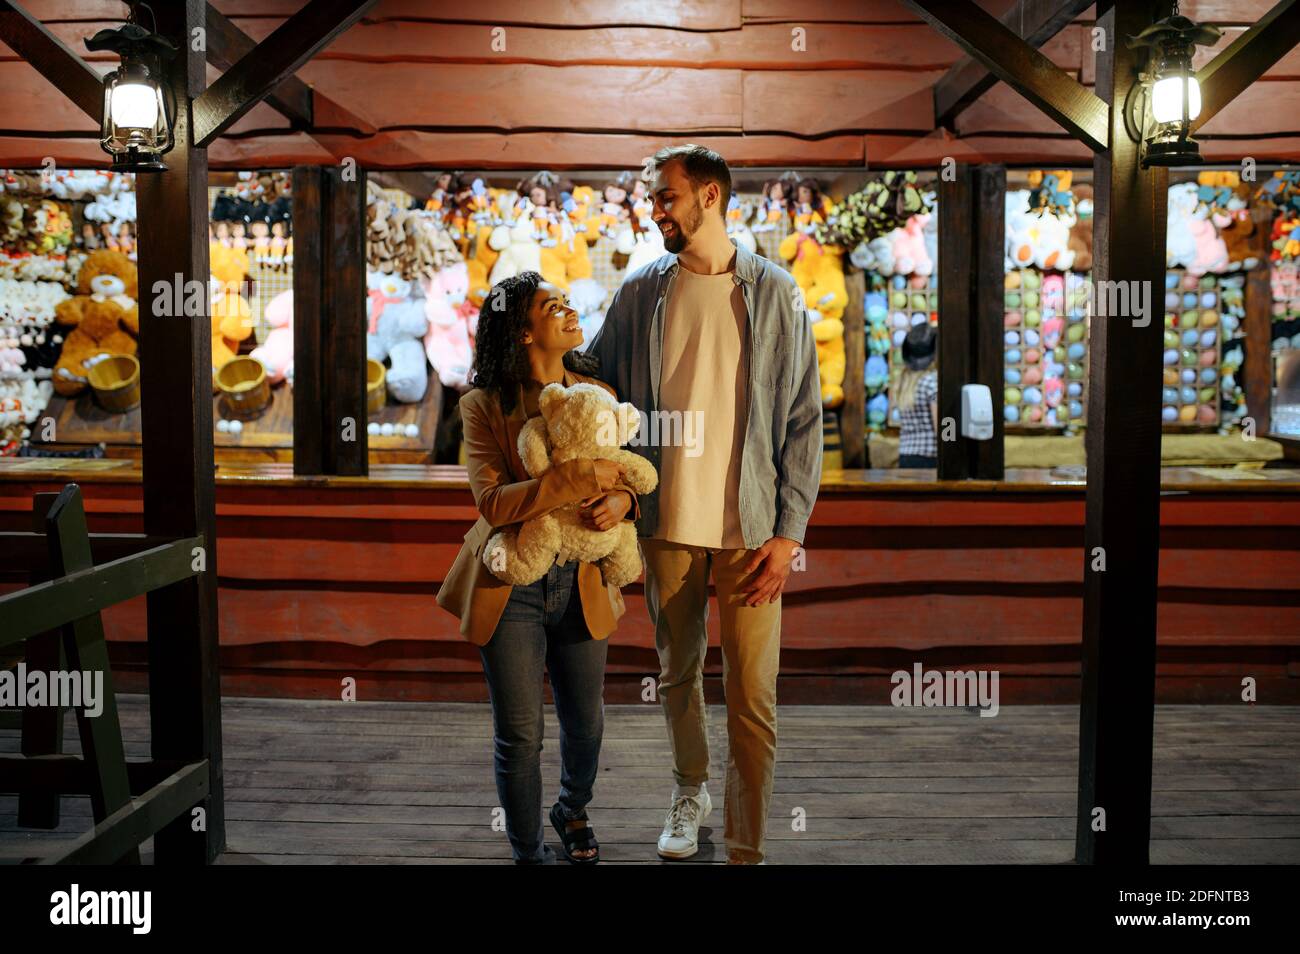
[639,538,782,863]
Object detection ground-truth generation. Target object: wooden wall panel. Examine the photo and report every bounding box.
[744,69,942,134]
[230,20,965,71]
[290,61,744,133]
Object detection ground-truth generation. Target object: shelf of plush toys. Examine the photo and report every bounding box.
[395,168,878,428]
[1,168,137,457]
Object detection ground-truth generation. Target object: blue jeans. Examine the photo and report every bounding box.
[478,559,608,862]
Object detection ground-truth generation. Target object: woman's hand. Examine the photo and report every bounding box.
[579,491,632,531]
[591,458,626,491]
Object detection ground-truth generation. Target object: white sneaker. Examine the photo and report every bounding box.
[657,786,712,859]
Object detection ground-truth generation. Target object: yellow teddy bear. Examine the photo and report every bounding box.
[779,234,848,407]
[210,243,254,390]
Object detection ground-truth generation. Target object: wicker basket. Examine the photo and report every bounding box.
[217,356,271,420]
[87,354,140,413]
[367,358,386,415]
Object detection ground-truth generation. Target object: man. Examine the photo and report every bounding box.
[586,144,822,864]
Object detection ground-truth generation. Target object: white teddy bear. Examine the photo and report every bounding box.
[484,382,658,588]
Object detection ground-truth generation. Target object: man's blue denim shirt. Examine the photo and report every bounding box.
[585,241,823,548]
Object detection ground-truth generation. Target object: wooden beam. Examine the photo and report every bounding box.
[0,536,202,647]
[204,3,312,128]
[0,0,102,123]
[934,0,1095,128]
[1193,0,1300,131]
[135,0,224,864]
[44,761,210,866]
[903,0,1109,151]
[1076,0,1170,866]
[192,0,375,147]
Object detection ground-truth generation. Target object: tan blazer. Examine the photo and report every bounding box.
[435,368,642,646]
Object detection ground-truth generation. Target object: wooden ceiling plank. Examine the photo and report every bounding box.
[192,0,375,148]
[1192,0,1300,131]
[904,0,1109,151]
[934,0,1095,128]
[0,0,102,122]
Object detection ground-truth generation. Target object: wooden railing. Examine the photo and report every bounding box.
[0,484,210,864]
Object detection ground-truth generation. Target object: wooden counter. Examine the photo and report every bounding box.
[2,460,1298,705]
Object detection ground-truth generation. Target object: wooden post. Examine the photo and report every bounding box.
[938,164,973,479]
[292,165,368,476]
[842,269,867,468]
[326,165,368,476]
[937,163,1004,480]
[1245,203,1274,436]
[972,164,1006,480]
[292,166,325,475]
[1075,0,1171,865]
[134,0,224,863]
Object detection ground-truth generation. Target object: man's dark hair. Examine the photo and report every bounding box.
[645,144,731,217]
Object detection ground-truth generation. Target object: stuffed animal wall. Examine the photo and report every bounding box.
[250,289,294,385]
[51,250,139,396]
[366,270,429,404]
[483,382,658,588]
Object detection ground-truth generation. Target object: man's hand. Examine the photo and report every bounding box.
[578,491,632,531]
[739,536,800,606]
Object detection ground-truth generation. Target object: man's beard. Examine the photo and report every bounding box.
[661,203,702,254]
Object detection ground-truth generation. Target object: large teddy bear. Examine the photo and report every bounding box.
[52,249,139,396]
[367,271,429,403]
[484,382,658,588]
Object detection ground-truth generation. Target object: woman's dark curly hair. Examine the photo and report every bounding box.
[469,270,599,415]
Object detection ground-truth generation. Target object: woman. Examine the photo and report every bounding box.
[435,270,640,864]
[894,323,939,468]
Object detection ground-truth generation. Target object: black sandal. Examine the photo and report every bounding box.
[550,803,600,864]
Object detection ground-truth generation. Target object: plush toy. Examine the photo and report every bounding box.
[487,216,543,284]
[1006,190,1074,271]
[891,214,934,276]
[250,289,294,385]
[422,262,477,391]
[1066,184,1094,273]
[51,250,138,396]
[209,245,254,388]
[1187,208,1229,276]
[483,382,658,587]
[366,271,429,403]
[1166,181,1200,270]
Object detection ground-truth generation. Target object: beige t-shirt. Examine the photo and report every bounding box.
[654,266,749,549]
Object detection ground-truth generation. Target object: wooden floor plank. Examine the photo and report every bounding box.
[2,695,1297,864]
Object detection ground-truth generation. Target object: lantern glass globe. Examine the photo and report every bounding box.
[1151,74,1201,123]
[109,81,159,130]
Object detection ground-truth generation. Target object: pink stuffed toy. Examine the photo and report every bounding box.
[1186,213,1228,276]
[422,262,479,391]
[891,214,933,276]
[250,289,293,385]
